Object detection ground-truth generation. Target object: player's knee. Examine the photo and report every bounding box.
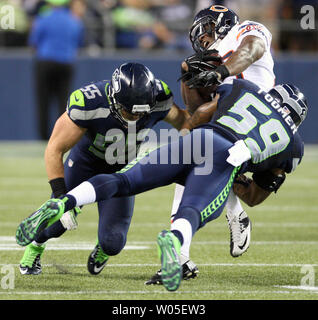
[99,232,126,256]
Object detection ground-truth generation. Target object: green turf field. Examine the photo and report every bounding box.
[0,142,318,300]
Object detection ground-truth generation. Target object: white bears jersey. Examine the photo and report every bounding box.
[213,20,275,91]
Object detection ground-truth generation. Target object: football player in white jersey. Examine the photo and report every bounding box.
[146,4,276,285]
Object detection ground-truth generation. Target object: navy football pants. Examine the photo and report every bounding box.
[87,129,239,237]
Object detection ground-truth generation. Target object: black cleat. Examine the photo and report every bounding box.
[19,243,45,275]
[145,259,199,285]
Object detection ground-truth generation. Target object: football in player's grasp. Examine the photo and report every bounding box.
[197,50,223,99]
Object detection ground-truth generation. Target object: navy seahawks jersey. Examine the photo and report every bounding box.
[66,79,173,171]
[209,79,304,173]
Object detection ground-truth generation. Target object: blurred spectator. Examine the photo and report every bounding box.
[151,0,194,51]
[79,0,116,52]
[0,0,317,53]
[111,0,175,49]
[111,0,156,49]
[23,0,47,17]
[195,1,275,26]
[277,0,318,52]
[29,0,85,140]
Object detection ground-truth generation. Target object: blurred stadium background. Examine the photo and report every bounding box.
[0,0,317,142]
[0,0,318,301]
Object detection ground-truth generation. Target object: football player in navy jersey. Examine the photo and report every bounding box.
[16,79,307,291]
[17,62,190,275]
[149,4,277,286]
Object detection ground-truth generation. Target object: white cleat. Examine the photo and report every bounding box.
[226,210,251,257]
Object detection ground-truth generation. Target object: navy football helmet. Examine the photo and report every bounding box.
[109,62,157,127]
[269,84,308,127]
[190,5,239,53]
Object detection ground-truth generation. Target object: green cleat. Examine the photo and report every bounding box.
[19,243,46,275]
[157,230,182,292]
[87,243,109,275]
[16,199,65,247]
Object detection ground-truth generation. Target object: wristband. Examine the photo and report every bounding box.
[215,65,230,81]
[252,171,286,193]
[49,177,67,198]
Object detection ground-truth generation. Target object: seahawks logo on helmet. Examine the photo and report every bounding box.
[108,62,158,129]
[268,84,308,127]
[111,68,121,93]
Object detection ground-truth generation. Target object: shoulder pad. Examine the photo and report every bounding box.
[236,20,271,46]
[68,89,85,109]
[152,79,173,113]
[67,82,111,123]
[156,79,173,101]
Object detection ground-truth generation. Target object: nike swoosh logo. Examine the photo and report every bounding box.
[93,263,106,274]
[19,267,29,275]
[238,236,248,250]
[74,94,80,102]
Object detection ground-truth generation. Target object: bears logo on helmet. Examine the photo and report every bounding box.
[190,6,239,53]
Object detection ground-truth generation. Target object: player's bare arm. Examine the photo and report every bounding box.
[233,168,286,207]
[45,112,87,181]
[181,94,219,131]
[163,103,191,131]
[180,79,210,113]
[224,35,265,77]
[186,35,266,89]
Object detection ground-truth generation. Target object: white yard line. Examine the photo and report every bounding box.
[1,237,318,251]
[1,263,318,267]
[0,289,317,296]
[275,285,318,292]
[2,220,318,228]
[0,245,149,251]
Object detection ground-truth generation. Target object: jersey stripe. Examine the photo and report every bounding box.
[69,108,110,121]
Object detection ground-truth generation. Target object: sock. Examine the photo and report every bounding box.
[66,181,96,208]
[171,229,184,246]
[35,220,66,243]
[170,184,185,222]
[171,206,200,261]
[171,218,193,260]
[64,174,129,209]
[61,194,77,212]
[226,189,244,217]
